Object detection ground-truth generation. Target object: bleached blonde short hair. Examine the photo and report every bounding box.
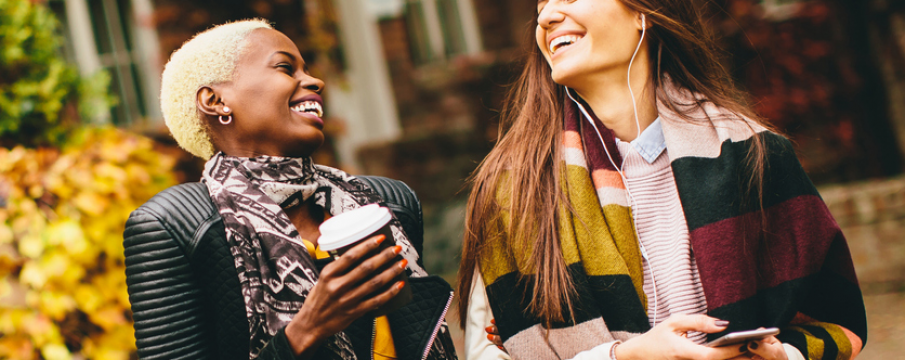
[160,19,273,159]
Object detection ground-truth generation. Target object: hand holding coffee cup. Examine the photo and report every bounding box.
[284,230,407,358]
[318,204,413,316]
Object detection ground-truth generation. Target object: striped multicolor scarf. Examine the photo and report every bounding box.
[479,86,867,359]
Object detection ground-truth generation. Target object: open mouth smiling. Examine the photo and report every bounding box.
[290,99,324,118]
[549,34,584,55]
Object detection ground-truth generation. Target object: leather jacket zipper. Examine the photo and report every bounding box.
[371,318,377,360]
[421,291,454,360]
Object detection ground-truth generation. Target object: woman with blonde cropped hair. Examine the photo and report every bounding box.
[123,19,457,360]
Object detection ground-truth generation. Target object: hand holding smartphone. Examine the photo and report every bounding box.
[706,327,780,347]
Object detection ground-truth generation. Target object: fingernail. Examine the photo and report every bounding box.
[491,319,496,324]
[749,341,758,350]
[497,346,504,350]
[393,245,402,254]
[398,259,408,269]
[485,326,493,332]
[714,320,730,327]
[374,235,386,245]
[487,334,494,341]
[395,281,405,290]
[739,344,747,352]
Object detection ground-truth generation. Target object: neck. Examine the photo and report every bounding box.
[571,57,658,142]
[285,198,325,245]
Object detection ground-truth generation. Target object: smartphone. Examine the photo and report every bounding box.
[706,328,780,347]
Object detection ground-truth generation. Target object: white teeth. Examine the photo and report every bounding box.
[290,100,324,118]
[550,35,582,54]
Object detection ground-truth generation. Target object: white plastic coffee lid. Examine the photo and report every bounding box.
[318,204,393,251]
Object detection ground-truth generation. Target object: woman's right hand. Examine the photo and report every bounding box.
[284,235,407,359]
[614,315,750,360]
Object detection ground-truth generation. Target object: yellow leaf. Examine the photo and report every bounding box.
[17,235,44,259]
[73,192,108,216]
[45,220,86,255]
[88,307,125,331]
[74,285,102,313]
[38,291,75,321]
[26,185,42,199]
[40,343,71,360]
[0,224,13,244]
[18,262,46,289]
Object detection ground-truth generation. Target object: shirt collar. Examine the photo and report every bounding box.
[616,117,666,164]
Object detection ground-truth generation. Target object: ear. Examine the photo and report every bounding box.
[196,86,230,117]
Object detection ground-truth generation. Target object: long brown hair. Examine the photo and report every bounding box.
[457,0,775,328]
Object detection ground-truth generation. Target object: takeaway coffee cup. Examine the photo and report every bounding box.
[318,204,412,316]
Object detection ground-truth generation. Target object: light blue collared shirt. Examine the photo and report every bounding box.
[615,117,666,164]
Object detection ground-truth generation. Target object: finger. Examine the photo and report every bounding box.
[486,334,503,347]
[668,314,730,333]
[759,335,780,345]
[491,335,504,347]
[345,257,407,301]
[698,343,750,360]
[746,338,780,360]
[324,235,387,275]
[344,243,402,284]
[356,280,405,314]
[484,325,499,335]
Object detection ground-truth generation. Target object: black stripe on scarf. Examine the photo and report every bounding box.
[485,263,650,340]
[671,133,820,232]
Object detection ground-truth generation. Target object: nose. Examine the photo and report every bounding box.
[537,1,565,29]
[300,74,325,94]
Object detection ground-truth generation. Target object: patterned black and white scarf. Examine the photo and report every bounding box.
[202,153,428,359]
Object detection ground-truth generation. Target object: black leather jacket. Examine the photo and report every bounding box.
[123,176,457,360]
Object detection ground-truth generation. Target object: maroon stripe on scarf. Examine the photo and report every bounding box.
[690,194,855,309]
[563,91,622,172]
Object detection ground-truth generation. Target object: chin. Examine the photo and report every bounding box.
[550,68,581,89]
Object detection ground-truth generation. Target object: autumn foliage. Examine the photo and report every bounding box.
[0,0,178,358]
[0,128,177,360]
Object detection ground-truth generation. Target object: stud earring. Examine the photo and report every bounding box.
[219,105,233,125]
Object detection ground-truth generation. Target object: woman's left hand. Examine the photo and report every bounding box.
[727,335,787,360]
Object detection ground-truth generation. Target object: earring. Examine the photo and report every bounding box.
[219,105,232,125]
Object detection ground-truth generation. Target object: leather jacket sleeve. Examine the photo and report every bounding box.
[126,206,310,360]
[124,208,213,360]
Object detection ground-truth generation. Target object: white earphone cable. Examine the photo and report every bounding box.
[563,13,659,327]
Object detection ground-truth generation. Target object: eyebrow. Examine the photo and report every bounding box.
[268,50,309,72]
[269,51,300,63]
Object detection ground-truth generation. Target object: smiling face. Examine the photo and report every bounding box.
[536,0,643,89]
[214,28,327,158]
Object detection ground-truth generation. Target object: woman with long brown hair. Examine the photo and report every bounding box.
[457,1,866,359]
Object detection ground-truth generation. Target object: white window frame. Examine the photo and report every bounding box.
[56,0,162,126]
[404,0,482,64]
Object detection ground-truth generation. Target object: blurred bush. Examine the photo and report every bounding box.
[0,128,178,360]
[0,0,114,148]
[0,0,178,359]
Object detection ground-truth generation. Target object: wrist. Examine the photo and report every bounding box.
[613,338,638,360]
[285,320,326,358]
